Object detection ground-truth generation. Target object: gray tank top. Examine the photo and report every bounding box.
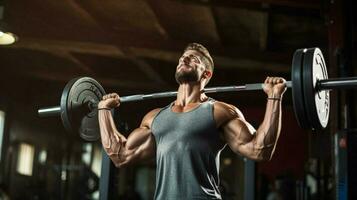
[151,99,226,200]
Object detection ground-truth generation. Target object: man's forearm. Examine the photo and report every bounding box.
[254,98,282,160]
[98,110,124,158]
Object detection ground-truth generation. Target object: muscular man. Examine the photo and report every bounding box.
[98,43,287,199]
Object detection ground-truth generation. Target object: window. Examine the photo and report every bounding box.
[16,143,35,176]
[91,145,102,177]
[0,110,5,161]
[38,149,47,164]
[90,145,102,199]
[82,143,93,166]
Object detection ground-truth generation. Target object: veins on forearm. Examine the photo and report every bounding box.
[254,100,281,154]
[98,110,126,160]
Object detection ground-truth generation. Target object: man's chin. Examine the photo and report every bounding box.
[176,80,197,85]
[175,69,199,83]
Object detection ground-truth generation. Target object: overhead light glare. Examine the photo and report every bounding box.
[0,31,17,45]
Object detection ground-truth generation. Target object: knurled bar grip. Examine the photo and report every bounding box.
[121,81,293,102]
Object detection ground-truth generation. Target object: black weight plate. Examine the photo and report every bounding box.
[291,48,311,129]
[302,48,330,130]
[60,77,106,141]
[60,78,78,134]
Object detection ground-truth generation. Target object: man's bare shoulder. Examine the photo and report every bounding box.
[213,101,245,121]
[141,108,162,128]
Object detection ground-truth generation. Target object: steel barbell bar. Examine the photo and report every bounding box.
[37,47,357,141]
[37,82,294,118]
[37,77,357,117]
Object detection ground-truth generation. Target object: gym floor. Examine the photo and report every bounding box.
[0,0,356,200]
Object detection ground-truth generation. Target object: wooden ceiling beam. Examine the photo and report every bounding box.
[180,0,321,18]
[23,70,166,90]
[129,47,290,72]
[6,38,291,72]
[120,48,168,85]
[181,0,320,9]
[12,31,292,65]
[10,38,125,57]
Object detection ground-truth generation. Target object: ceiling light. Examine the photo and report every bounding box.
[0,31,17,45]
[0,5,17,45]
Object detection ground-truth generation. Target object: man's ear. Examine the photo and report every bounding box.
[204,71,212,79]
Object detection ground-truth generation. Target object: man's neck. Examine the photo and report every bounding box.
[175,82,208,106]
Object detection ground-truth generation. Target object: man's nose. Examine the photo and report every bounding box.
[182,56,190,64]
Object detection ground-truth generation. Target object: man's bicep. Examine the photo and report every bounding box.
[222,117,256,155]
[126,126,153,150]
[117,126,156,167]
[137,133,156,160]
[130,108,160,161]
[118,132,155,167]
[125,108,160,151]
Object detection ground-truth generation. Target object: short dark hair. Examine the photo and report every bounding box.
[184,43,214,72]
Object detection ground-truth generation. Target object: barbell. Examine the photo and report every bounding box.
[38,47,357,141]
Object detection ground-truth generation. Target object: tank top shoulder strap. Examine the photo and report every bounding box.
[207,97,216,103]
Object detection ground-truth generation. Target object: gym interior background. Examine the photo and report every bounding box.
[0,0,356,199]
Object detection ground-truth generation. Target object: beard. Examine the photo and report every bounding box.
[175,68,199,84]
